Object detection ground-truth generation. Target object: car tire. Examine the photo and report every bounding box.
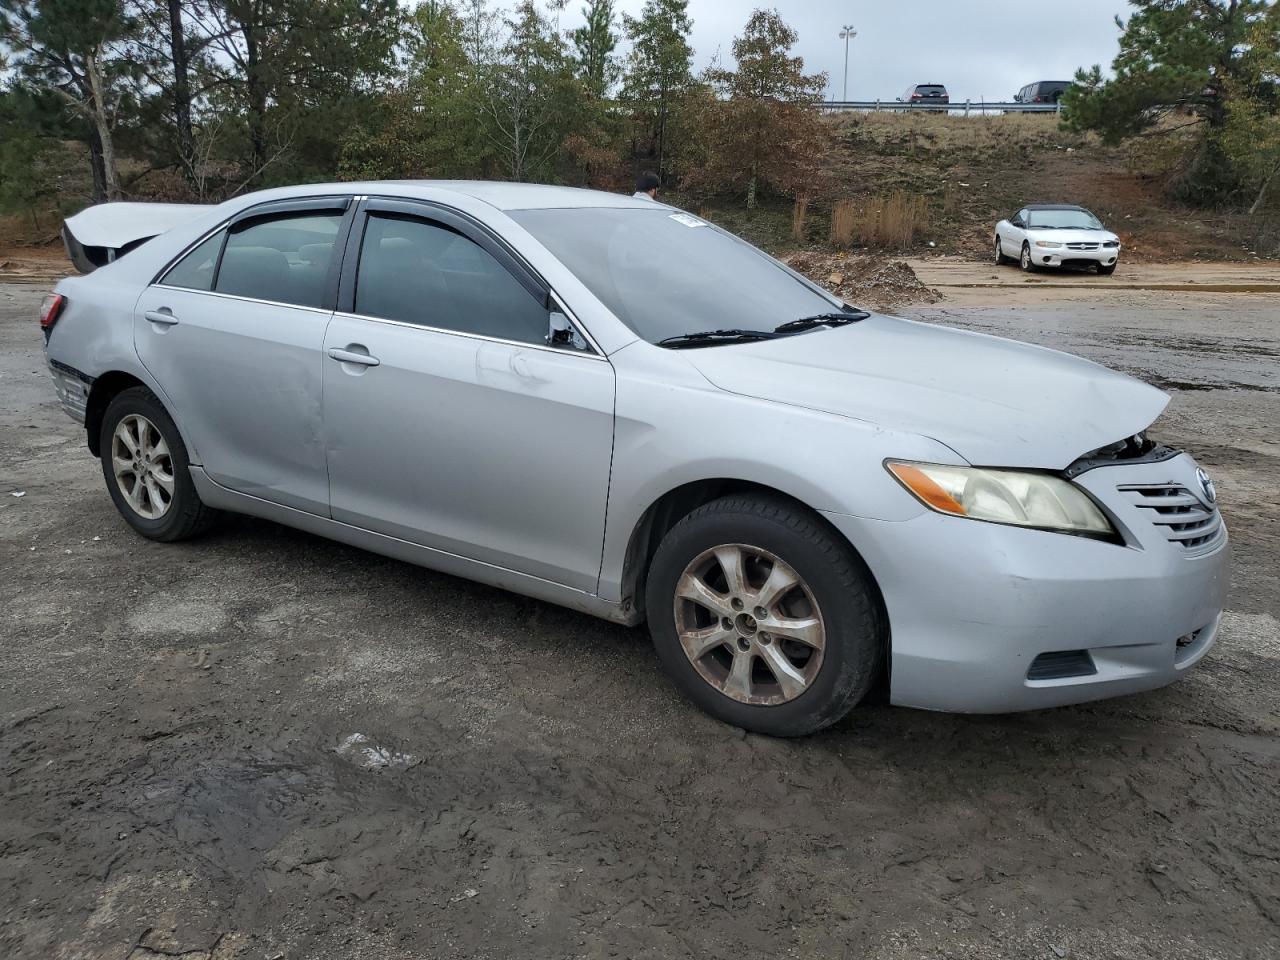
[1098,262,1117,275]
[644,494,884,737]
[994,235,1012,265]
[99,386,220,541]
[1020,242,1037,272]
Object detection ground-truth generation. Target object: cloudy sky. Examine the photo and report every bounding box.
[558,0,1133,103]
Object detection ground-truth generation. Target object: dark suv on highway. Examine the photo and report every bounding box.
[1015,80,1071,104]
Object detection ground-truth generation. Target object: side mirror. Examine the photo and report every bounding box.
[548,310,587,351]
[1011,217,1024,228]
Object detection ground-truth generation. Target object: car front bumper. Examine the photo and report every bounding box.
[1035,246,1119,268]
[822,453,1229,713]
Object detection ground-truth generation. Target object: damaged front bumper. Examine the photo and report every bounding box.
[822,452,1229,713]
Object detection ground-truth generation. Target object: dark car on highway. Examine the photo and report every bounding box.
[1015,80,1072,104]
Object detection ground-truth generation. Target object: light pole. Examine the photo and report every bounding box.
[839,24,857,102]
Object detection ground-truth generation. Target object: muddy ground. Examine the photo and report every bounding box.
[1,278,1278,960]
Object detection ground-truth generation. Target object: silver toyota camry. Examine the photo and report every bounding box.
[43,182,1229,736]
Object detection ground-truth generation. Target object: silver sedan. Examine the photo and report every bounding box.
[43,182,1229,735]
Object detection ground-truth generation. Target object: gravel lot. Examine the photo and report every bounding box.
[1,280,1277,960]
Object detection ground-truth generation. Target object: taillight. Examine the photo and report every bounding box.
[39,293,65,332]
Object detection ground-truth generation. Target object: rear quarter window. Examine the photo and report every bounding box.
[160,231,225,291]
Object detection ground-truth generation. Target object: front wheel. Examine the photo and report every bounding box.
[1098,262,1117,275]
[99,386,220,541]
[645,495,884,736]
[1020,242,1036,272]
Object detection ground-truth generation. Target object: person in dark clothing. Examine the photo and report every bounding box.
[633,171,660,200]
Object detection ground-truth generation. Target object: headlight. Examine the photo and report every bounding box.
[886,461,1116,538]
[1034,240,1063,249]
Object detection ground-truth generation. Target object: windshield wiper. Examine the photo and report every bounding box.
[657,329,780,349]
[773,310,870,334]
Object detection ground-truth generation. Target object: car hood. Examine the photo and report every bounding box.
[683,314,1168,469]
[1027,228,1119,245]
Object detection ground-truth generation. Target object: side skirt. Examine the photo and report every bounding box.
[189,467,642,627]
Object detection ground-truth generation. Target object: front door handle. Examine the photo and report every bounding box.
[327,346,380,367]
[144,309,179,326]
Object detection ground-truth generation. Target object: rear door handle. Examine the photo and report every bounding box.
[327,347,380,367]
[144,309,179,326]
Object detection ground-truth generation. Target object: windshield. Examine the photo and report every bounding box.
[1026,208,1103,230]
[511,208,842,344]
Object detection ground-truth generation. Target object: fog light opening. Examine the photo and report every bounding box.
[1027,649,1097,681]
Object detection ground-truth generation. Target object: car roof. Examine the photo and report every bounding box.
[262,180,654,212]
[1024,203,1092,211]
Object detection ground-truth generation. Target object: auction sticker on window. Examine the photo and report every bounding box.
[668,213,708,228]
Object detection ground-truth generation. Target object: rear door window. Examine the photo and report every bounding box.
[353,213,549,346]
[215,212,343,308]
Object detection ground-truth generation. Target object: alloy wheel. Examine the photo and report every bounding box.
[673,543,826,706]
[111,414,174,520]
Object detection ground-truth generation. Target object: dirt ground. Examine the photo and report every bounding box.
[1,272,1278,960]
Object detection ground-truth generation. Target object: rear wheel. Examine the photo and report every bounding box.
[1020,242,1036,272]
[994,235,1012,265]
[99,386,219,541]
[645,495,884,736]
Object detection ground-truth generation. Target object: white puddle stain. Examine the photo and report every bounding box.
[334,733,419,770]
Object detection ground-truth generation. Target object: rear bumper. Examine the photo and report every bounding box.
[822,454,1229,713]
[46,357,92,424]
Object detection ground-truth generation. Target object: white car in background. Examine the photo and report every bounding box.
[995,204,1121,275]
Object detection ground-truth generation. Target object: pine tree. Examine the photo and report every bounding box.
[621,0,693,178]
[1221,10,1280,213]
[0,0,142,201]
[1062,0,1275,202]
[572,0,618,99]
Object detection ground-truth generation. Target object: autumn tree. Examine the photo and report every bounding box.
[1063,0,1276,202]
[621,0,693,178]
[682,8,828,208]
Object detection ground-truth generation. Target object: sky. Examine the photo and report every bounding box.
[557,0,1134,103]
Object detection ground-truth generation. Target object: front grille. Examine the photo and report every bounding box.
[1066,242,1100,251]
[1119,483,1223,551]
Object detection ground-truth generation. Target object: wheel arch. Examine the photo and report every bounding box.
[85,371,151,456]
[618,478,892,699]
[619,479,888,620]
